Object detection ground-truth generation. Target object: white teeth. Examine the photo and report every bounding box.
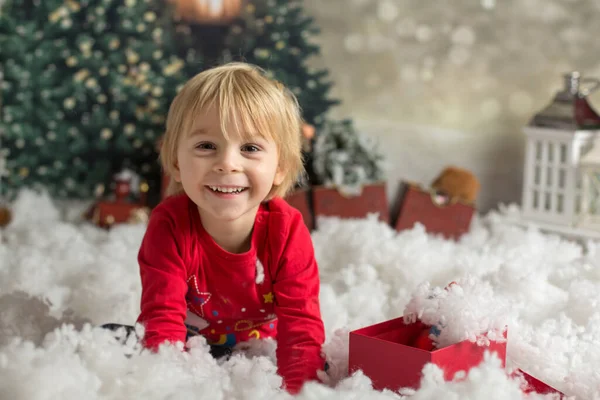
[209,186,245,193]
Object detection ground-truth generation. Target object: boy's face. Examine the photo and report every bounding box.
[173,105,285,225]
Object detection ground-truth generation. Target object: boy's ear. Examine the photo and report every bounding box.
[172,161,182,183]
[273,166,285,186]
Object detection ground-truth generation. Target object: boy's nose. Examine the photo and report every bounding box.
[214,149,241,173]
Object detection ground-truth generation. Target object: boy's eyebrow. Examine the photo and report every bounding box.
[188,128,208,137]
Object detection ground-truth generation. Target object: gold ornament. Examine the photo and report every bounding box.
[85,78,97,88]
[144,11,157,22]
[63,98,76,110]
[48,6,67,23]
[66,56,78,67]
[100,128,113,140]
[94,183,105,197]
[109,39,120,49]
[66,0,80,12]
[74,69,90,82]
[18,167,29,177]
[124,124,136,136]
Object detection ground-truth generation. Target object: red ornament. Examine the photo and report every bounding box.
[412,328,435,351]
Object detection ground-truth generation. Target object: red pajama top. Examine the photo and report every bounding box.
[136,194,325,393]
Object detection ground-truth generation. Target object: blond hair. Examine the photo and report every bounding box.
[160,62,304,200]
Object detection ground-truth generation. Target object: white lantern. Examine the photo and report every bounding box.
[579,137,600,228]
[519,72,600,238]
[521,126,596,228]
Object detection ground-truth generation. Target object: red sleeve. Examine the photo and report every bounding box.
[136,208,188,351]
[273,211,326,394]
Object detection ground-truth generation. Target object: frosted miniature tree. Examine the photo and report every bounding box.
[312,119,386,196]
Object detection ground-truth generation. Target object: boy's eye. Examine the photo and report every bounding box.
[195,142,216,150]
[242,144,261,152]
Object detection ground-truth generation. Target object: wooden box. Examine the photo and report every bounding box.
[312,183,389,226]
[395,182,475,240]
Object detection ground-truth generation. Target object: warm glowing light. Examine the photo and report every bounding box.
[169,0,243,24]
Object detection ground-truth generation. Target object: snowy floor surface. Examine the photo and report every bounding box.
[2,190,600,399]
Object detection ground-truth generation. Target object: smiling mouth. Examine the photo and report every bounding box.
[206,186,248,194]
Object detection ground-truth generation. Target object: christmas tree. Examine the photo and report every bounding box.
[0,0,194,199]
[224,0,339,129]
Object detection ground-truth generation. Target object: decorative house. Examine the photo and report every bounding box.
[520,71,600,238]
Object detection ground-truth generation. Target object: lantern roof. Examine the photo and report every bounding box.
[530,72,600,130]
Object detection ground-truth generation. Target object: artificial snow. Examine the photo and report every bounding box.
[2,189,599,398]
[402,277,510,348]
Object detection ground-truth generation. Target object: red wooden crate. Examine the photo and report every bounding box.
[284,188,314,230]
[395,183,475,240]
[312,183,389,225]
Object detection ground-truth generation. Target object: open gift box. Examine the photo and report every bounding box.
[514,369,566,398]
[348,316,508,392]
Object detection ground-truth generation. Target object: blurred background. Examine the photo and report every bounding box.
[303,0,600,211]
[2,0,600,213]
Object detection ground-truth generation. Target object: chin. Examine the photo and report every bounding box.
[203,204,254,221]
[210,210,246,222]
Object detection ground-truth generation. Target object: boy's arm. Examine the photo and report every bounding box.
[272,211,326,394]
[136,210,189,351]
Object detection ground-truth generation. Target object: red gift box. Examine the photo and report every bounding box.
[312,183,389,225]
[348,316,507,392]
[394,182,475,240]
[515,369,565,398]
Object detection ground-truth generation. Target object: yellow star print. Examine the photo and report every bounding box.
[263,292,274,303]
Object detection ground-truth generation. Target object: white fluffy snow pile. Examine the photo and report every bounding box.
[402,277,510,348]
[2,189,600,399]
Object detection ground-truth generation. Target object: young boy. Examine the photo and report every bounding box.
[136,62,326,394]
